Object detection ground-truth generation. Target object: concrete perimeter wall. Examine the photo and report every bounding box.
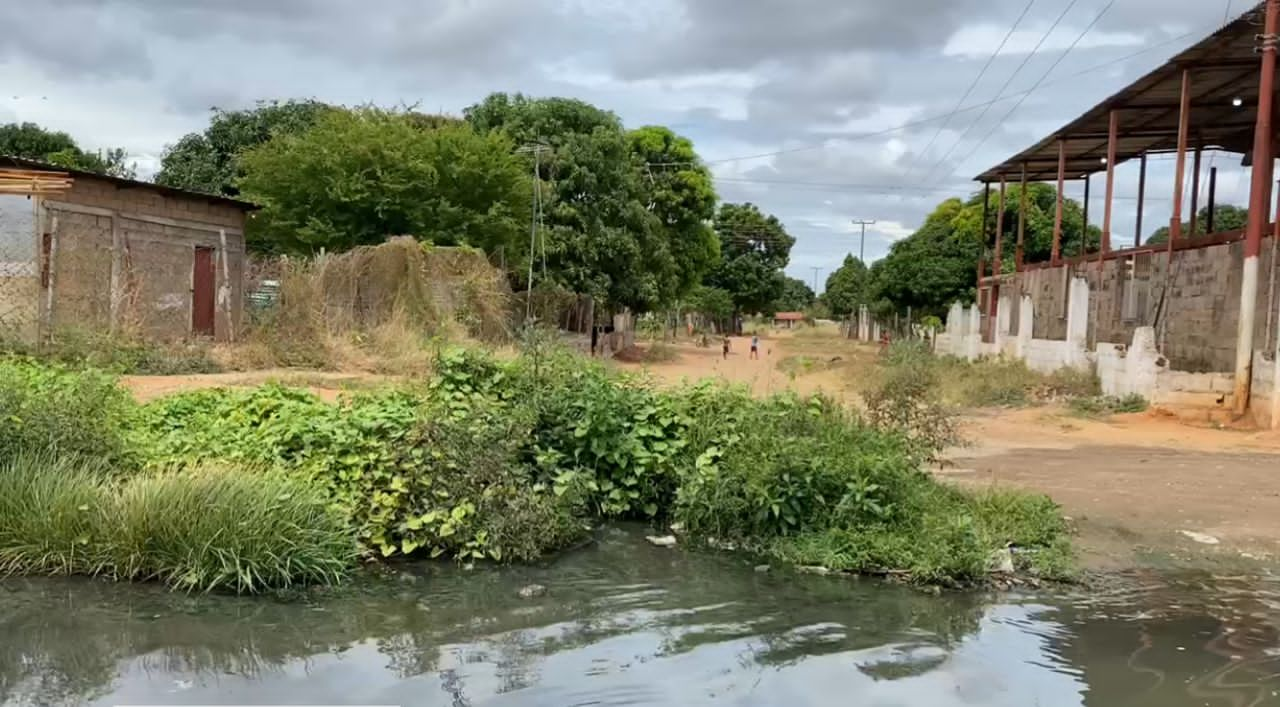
[9,175,249,342]
[936,251,1280,427]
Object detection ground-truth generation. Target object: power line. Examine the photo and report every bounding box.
[902,0,1038,181]
[646,30,1194,170]
[1224,0,1233,24]
[920,0,1083,184]
[943,0,1117,183]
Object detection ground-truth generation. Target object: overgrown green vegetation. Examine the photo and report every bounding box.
[0,358,135,467]
[2,341,1074,592]
[1068,393,1149,418]
[867,341,1099,409]
[2,330,221,376]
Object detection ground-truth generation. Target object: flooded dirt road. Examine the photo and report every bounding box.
[4,526,1280,706]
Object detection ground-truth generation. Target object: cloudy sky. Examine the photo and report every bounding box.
[0,0,1251,290]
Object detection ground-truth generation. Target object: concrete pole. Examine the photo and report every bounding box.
[989,177,1006,341]
[1102,110,1117,255]
[977,182,990,295]
[1017,163,1028,270]
[1234,0,1278,417]
[1190,146,1203,238]
[1052,140,1065,265]
[1135,155,1148,247]
[1207,166,1219,234]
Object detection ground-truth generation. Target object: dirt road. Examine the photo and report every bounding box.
[619,329,1280,570]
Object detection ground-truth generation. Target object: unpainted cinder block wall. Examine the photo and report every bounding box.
[1014,237,1279,372]
[42,175,248,342]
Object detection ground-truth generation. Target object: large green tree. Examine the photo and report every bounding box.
[237,108,529,255]
[156,100,332,197]
[465,93,718,313]
[865,186,1098,318]
[776,276,816,312]
[0,122,135,178]
[1147,204,1248,244]
[627,125,719,296]
[821,255,869,317]
[704,202,795,315]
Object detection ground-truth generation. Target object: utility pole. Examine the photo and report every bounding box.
[851,219,876,262]
[810,267,822,294]
[517,143,551,319]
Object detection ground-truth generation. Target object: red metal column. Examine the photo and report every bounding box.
[1102,110,1117,255]
[1052,140,1065,265]
[1235,0,1279,416]
[1017,163,1028,270]
[1189,146,1203,237]
[1170,69,1193,251]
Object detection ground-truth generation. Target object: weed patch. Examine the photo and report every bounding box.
[0,358,136,467]
[1068,394,1148,418]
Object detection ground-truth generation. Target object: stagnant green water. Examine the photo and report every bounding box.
[2,526,1278,706]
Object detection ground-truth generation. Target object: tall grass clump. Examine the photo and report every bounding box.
[0,452,356,593]
[109,467,357,592]
[0,358,136,466]
[0,453,109,576]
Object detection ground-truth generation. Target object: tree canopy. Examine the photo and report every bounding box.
[1147,204,1248,244]
[156,100,333,197]
[237,108,530,256]
[466,92,719,313]
[0,122,135,178]
[704,202,796,315]
[776,277,815,312]
[821,255,869,318]
[861,188,1097,318]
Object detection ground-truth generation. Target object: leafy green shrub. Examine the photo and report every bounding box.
[0,358,136,466]
[672,391,918,541]
[503,350,690,520]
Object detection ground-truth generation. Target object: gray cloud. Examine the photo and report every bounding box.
[0,0,1249,282]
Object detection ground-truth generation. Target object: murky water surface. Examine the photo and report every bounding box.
[3,525,1279,706]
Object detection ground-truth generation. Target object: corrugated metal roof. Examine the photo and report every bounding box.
[976,2,1270,183]
[0,155,258,210]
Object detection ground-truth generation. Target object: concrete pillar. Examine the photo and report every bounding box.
[1015,295,1033,360]
[965,305,981,361]
[1065,276,1091,369]
[995,293,1011,352]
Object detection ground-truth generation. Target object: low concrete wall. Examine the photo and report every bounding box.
[939,273,1263,426]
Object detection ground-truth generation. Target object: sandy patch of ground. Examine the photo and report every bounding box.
[122,370,392,403]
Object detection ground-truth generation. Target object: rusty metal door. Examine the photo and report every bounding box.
[192,246,216,337]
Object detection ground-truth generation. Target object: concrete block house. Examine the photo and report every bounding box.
[0,156,255,343]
